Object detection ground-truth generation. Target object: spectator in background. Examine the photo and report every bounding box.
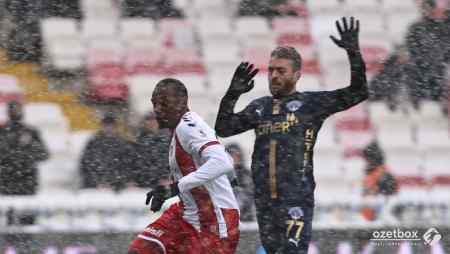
[122,0,183,19]
[44,0,82,19]
[226,143,255,221]
[80,113,135,191]
[134,112,171,188]
[5,0,42,61]
[238,0,298,18]
[360,141,398,222]
[0,101,49,223]
[362,141,398,197]
[405,0,450,106]
[369,45,410,109]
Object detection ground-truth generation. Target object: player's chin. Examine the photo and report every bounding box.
[156,118,170,129]
[270,87,282,97]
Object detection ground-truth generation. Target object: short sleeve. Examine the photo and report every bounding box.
[176,113,220,156]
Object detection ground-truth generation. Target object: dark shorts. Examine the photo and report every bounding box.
[256,204,313,254]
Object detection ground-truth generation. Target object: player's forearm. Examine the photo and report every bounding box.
[177,146,234,192]
[347,50,368,95]
[215,94,240,137]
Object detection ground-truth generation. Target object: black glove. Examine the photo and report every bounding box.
[226,62,259,98]
[145,183,180,212]
[330,16,360,53]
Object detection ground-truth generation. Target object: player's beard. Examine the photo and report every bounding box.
[270,78,296,98]
[156,117,171,129]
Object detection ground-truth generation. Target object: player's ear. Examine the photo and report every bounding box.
[294,70,302,81]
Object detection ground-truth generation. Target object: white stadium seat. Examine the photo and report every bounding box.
[40,129,70,158]
[169,74,207,97]
[0,75,23,95]
[345,0,381,12]
[46,37,85,70]
[386,12,420,44]
[197,18,234,46]
[127,75,165,116]
[40,18,85,70]
[299,74,322,91]
[24,103,69,132]
[235,17,273,48]
[158,18,196,49]
[383,148,422,177]
[356,12,386,39]
[369,102,410,133]
[188,96,217,125]
[69,130,95,160]
[315,117,338,153]
[191,0,231,19]
[120,18,156,49]
[80,0,118,19]
[38,157,79,193]
[311,11,349,41]
[381,0,419,13]
[41,18,78,40]
[203,43,240,74]
[308,0,344,14]
[82,19,118,41]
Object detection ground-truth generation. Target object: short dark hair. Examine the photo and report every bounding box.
[101,112,116,125]
[8,100,21,110]
[155,78,188,97]
[270,46,302,71]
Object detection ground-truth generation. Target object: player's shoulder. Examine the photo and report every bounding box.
[176,112,214,138]
[299,90,330,99]
[249,96,272,107]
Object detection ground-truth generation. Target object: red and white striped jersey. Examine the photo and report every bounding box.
[169,111,239,237]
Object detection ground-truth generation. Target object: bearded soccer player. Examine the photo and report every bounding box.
[215,17,368,254]
[128,78,240,254]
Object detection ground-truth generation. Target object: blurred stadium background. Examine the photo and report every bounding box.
[0,0,449,253]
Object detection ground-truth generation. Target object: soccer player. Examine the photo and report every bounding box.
[215,17,368,254]
[128,78,240,254]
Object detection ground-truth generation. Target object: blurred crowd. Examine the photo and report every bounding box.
[2,0,449,108]
[370,0,450,109]
[0,0,449,226]
[0,101,256,222]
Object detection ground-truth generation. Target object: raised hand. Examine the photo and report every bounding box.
[226,62,259,97]
[330,17,360,52]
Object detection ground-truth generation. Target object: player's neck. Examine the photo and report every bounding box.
[170,108,190,132]
[273,89,297,99]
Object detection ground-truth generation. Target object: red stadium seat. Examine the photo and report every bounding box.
[291,44,321,74]
[361,47,389,74]
[0,75,24,104]
[158,18,195,49]
[396,175,428,188]
[86,48,122,68]
[165,48,205,75]
[242,47,271,73]
[87,65,128,102]
[124,48,166,75]
[335,102,371,132]
[272,17,313,46]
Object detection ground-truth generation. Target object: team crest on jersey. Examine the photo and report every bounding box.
[286,100,303,112]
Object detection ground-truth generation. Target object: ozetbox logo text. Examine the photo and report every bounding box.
[370,229,420,241]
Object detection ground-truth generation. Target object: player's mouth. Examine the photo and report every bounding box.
[270,84,282,92]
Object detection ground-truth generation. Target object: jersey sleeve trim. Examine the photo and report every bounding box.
[198,141,220,156]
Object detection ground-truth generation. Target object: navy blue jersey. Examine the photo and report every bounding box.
[215,86,368,207]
